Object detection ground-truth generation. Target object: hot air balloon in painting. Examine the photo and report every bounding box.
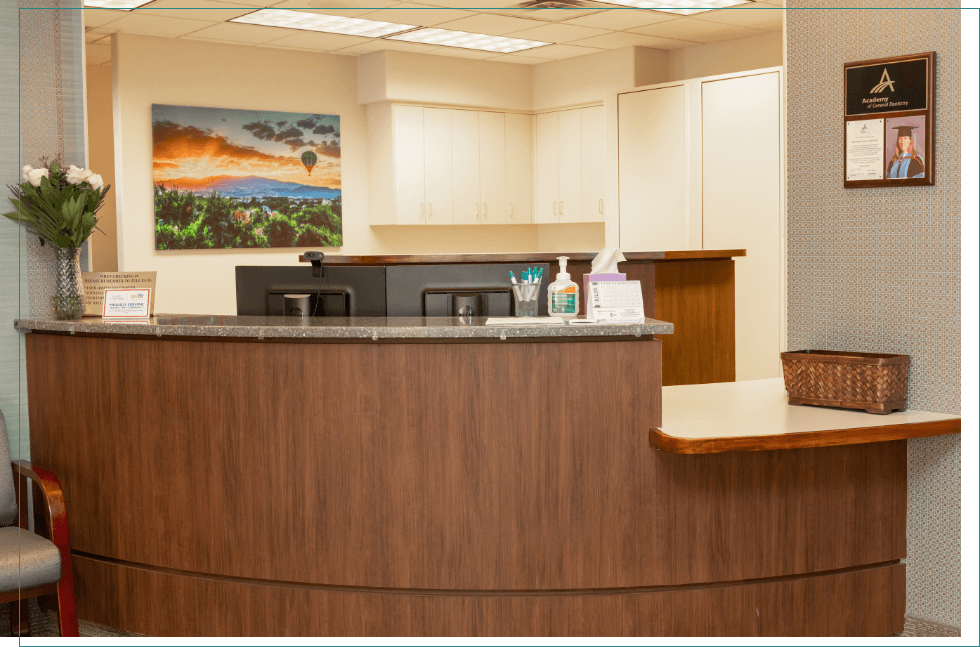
[301,150,318,176]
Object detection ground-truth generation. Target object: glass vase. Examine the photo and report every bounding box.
[52,246,85,320]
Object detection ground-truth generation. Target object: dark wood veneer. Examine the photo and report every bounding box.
[297,249,746,265]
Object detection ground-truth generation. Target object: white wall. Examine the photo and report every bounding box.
[358,50,533,111]
[532,46,668,112]
[668,31,783,82]
[113,35,542,316]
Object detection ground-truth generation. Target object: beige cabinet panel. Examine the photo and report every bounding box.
[391,105,426,225]
[535,111,560,224]
[617,85,688,250]
[504,113,532,224]
[423,108,454,225]
[479,112,507,224]
[580,105,605,223]
[451,109,482,225]
[702,72,781,381]
[557,109,582,223]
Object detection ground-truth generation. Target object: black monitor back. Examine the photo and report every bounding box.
[235,266,387,316]
[385,264,550,317]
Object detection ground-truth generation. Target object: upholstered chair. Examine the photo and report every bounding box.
[0,407,78,636]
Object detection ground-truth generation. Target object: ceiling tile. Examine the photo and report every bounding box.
[359,3,475,27]
[692,5,784,31]
[630,17,764,43]
[422,46,500,59]
[569,30,695,49]
[757,0,785,6]
[528,43,606,60]
[137,0,256,22]
[333,39,439,54]
[495,8,603,22]
[262,31,373,50]
[81,8,128,28]
[562,8,679,31]
[98,13,216,37]
[486,53,552,65]
[85,43,112,65]
[412,0,527,7]
[505,23,609,43]
[433,13,544,36]
[85,30,104,43]
[178,21,293,43]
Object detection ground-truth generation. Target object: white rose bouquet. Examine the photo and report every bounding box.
[4,160,110,248]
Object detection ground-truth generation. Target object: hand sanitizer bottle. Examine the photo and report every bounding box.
[547,256,579,318]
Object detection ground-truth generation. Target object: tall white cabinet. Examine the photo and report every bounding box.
[615,68,784,381]
[369,104,533,226]
[534,106,605,224]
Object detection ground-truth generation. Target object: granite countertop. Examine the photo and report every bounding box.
[14,315,674,340]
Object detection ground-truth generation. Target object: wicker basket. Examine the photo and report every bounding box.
[780,350,910,415]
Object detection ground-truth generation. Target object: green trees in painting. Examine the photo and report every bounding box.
[153,184,342,250]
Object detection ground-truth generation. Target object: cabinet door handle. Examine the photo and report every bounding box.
[428,202,432,218]
[420,202,425,220]
[553,201,557,216]
[599,199,603,214]
[509,203,514,218]
[483,202,488,218]
[559,201,563,216]
[476,202,481,219]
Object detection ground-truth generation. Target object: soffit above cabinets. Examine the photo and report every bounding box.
[83,1,785,63]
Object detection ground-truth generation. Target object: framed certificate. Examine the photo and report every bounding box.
[843,52,935,188]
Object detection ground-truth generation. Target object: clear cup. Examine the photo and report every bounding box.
[511,283,541,317]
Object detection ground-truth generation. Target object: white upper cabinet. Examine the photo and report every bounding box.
[451,109,482,225]
[423,108,454,225]
[557,110,582,223]
[535,111,560,223]
[390,105,426,225]
[504,113,532,224]
[534,106,604,224]
[580,106,605,223]
[479,112,507,224]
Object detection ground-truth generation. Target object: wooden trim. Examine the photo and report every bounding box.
[650,417,961,454]
[0,583,57,605]
[295,250,746,265]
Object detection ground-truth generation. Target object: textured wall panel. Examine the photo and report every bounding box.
[786,2,960,627]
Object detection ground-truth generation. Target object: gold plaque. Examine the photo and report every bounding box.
[82,272,157,317]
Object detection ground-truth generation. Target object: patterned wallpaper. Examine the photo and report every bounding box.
[786,2,960,627]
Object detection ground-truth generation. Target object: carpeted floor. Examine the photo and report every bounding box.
[0,600,961,638]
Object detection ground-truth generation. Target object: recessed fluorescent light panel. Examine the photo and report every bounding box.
[82,0,153,8]
[594,0,752,15]
[232,9,416,39]
[388,28,549,54]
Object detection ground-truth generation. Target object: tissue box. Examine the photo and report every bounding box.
[583,272,626,319]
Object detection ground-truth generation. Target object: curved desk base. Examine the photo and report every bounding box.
[74,555,904,637]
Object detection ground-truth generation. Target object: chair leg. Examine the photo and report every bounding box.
[54,577,79,637]
[10,598,30,636]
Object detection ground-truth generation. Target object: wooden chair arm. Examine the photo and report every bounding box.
[10,461,73,563]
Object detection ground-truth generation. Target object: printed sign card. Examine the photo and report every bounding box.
[102,289,152,318]
[82,272,156,317]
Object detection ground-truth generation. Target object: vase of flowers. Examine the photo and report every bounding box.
[3,161,110,319]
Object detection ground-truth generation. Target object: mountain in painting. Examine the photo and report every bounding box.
[161,175,341,200]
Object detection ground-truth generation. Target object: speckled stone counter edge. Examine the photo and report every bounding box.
[13,317,674,340]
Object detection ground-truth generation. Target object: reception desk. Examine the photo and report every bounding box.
[17,316,907,636]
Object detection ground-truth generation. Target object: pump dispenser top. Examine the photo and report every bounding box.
[556,256,570,280]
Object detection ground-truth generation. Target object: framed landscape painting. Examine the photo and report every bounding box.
[152,104,342,250]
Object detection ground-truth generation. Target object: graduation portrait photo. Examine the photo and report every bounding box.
[885,116,927,179]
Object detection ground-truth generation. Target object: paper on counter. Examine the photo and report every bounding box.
[485,316,566,326]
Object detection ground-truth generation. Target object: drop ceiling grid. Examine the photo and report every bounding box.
[83,1,785,60]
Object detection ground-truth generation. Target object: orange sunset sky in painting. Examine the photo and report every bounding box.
[151,104,341,191]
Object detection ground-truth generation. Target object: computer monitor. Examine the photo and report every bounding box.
[235,266,387,316]
[385,264,550,317]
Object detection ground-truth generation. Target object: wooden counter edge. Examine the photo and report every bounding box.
[296,250,747,265]
[649,417,961,454]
